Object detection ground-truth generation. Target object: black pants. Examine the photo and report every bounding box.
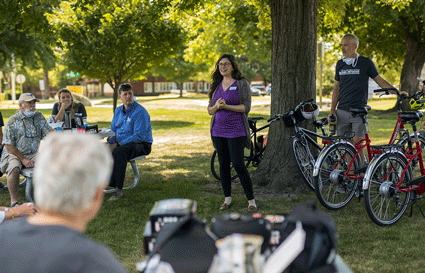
[212,136,254,200]
[109,141,151,189]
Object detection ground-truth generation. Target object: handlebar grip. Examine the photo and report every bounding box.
[374,87,397,93]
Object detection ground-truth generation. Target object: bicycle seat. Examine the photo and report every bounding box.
[399,111,423,123]
[313,117,328,128]
[349,105,371,116]
[248,117,264,123]
[248,117,264,130]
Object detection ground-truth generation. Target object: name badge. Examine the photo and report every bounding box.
[127,117,131,122]
[229,86,237,90]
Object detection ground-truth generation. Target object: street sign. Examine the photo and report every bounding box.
[16,74,26,84]
[66,72,79,78]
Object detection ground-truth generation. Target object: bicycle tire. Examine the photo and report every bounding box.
[364,152,412,226]
[314,142,360,210]
[210,144,253,181]
[291,136,321,191]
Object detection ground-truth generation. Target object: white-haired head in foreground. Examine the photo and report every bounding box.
[34,132,113,214]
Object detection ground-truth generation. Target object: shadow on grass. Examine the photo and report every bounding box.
[97,95,209,105]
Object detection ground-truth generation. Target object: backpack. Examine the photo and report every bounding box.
[279,202,337,273]
[210,213,272,253]
[137,214,218,273]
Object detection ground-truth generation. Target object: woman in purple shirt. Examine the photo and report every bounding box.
[207,54,257,213]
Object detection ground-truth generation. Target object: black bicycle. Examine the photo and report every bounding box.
[211,99,331,190]
[284,99,332,190]
[210,115,276,181]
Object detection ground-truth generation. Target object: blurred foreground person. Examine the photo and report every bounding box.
[0,132,128,273]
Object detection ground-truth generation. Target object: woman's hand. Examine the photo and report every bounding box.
[60,100,72,110]
[217,99,227,110]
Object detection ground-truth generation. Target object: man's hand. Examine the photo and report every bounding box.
[399,91,409,96]
[22,158,34,168]
[328,111,337,123]
[108,143,117,153]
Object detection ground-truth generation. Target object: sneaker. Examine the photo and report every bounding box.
[108,189,123,201]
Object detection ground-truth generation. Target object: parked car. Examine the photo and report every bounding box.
[250,86,261,96]
[251,83,266,94]
[265,83,271,95]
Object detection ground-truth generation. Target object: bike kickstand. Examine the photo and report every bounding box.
[410,198,425,218]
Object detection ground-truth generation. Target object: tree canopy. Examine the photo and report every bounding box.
[48,0,185,109]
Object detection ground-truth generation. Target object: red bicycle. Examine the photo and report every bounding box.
[313,87,425,210]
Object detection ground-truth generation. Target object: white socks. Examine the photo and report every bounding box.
[248,199,257,208]
[224,197,232,204]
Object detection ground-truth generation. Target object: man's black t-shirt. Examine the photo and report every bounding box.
[334,56,379,111]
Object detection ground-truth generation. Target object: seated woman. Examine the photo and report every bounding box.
[52,88,87,128]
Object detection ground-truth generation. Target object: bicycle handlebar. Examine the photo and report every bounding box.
[267,114,284,123]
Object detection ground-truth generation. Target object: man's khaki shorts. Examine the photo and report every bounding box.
[1,153,36,177]
[336,108,367,138]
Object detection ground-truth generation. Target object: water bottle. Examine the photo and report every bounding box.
[329,115,337,136]
[83,117,88,128]
[64,111,71,128]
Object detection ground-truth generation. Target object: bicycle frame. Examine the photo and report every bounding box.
[333,114,412,180]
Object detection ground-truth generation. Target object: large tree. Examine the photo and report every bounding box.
[49,0,185,110]
[251,0,318,191]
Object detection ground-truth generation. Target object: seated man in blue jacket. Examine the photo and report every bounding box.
[107,83,153,201]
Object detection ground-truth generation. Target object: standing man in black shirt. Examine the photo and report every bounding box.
[329,34,402,162]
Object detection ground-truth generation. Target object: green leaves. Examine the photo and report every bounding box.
[49,0,185,109]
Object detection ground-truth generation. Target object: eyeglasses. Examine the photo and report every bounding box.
[218,62,231,67]
[22,118,39,139]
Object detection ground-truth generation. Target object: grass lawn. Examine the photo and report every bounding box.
[2,94,425,272]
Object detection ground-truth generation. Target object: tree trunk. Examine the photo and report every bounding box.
[251,0,318,192]
[43,69,50,99]
[399,37,425,111]
[179,82,183,97]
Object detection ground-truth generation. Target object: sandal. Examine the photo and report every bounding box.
[219,202,232,211]
[10,202,20,208]
[248,205,258,213]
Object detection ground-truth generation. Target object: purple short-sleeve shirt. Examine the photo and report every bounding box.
[211,81,246,138]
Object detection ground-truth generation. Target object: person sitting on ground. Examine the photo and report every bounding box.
[1,93,53,207]
[0,132,128,273]
[0,202,36,224]
[52,88,87,128]
[107,83,152,201]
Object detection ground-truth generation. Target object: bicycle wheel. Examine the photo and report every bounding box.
[210,144,253,181]
[291,136,321,191]
[314,142,360,210]
[364,152,412,226]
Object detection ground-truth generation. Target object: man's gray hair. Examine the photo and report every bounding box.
[34,132,113,214]
[343,34,359,47]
